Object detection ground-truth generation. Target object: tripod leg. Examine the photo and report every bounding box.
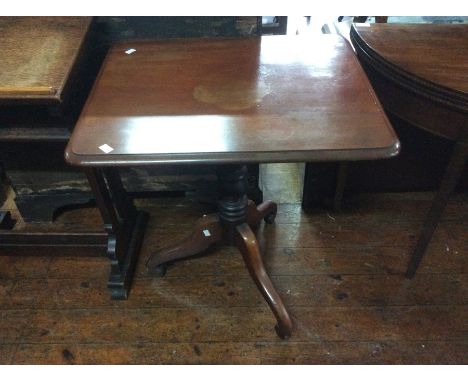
[235,222,292,339]
[146,214,222,275]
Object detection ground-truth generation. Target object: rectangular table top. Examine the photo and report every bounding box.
[66,35,399,166]
[0,17,92,103]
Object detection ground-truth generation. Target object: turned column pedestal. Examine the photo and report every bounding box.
[146,165,293,339]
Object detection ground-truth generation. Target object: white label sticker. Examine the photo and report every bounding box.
[99,144,114,154]
[203,229,211,237]
[356,23,371,27]
[125,48,136,55]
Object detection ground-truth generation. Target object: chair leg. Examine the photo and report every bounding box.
[406,141,467,278]
[235,222,293,339]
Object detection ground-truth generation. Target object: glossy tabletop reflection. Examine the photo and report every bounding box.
[353,23,468,96]
[66,35,399,166]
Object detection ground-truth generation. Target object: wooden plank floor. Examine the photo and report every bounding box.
[0,164,467,364]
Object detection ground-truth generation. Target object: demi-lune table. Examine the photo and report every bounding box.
[65,35,399,338]
[350,23,468,278]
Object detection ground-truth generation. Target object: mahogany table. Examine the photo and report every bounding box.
[65,35,399,338]
[350,23,468,278]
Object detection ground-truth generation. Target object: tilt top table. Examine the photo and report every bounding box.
[65,35,399,338]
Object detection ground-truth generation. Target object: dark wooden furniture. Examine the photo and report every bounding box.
[350,23,468,277]
[0,17,98,227]
[0,17,93,103]
[0,17,149,299]
[65,35,399,338]
[0,17,264,299]
[0,17,99,222]
[0,17,263,225]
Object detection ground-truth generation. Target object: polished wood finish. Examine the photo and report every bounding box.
[145,214,223,275]
[351,23,468,277]
[353,24,468,98]
[147,165,292,338]
[66,35,399,338]
[351,23,467,140]
[235,222,293,338]
[65,35,398,166]
[0,17,92,103]
[0,190,466,364]
[146,202,294,338]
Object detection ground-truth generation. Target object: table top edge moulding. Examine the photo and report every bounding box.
[65,144,400,167]
[65,34,399,167]
[350,23,468,114]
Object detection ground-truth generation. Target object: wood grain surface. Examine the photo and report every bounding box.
[351,23,468,140]
[0,17,92,102]
[353,23,468,95]
[0,190,466,364]
[66,35,399,166]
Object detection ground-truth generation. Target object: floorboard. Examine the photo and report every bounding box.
[0,164,467,364]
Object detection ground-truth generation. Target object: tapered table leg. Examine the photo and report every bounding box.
[406,141,467,278]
